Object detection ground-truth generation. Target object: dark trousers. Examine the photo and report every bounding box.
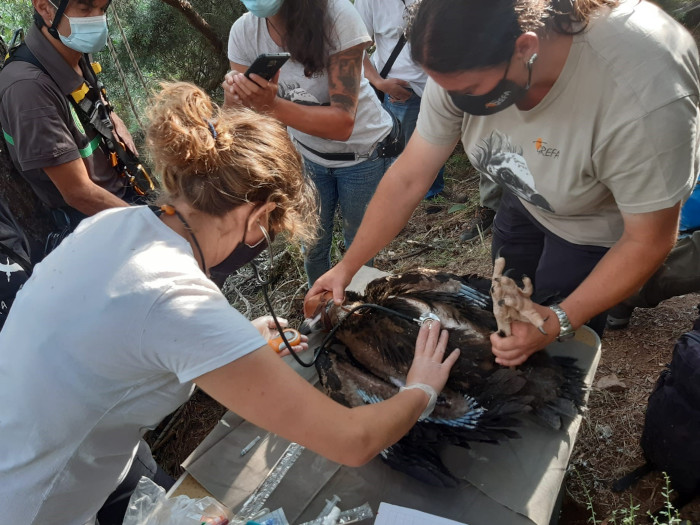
[96,439,175,525]
[621,229,700,309]
[491,191,610,336]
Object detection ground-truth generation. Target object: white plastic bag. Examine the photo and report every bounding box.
[122,476,231,525]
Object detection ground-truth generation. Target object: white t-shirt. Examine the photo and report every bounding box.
[417,0,700,246]
[0,206,266,525]
[228,0,392,167]
[354,0,428,96]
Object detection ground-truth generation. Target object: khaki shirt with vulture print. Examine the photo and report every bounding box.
[417,0,700,247]
[0,25,124,209]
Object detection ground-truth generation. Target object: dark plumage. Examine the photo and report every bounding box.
[313,269,585,487]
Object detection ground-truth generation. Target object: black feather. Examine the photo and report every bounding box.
[315,269,586,486]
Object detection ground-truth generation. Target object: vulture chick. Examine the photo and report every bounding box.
[311,269,585,487]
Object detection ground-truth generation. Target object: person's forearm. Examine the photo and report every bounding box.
[270,97,355,141]
[336,388,428,466]
[561,225,677,328]
[66,184,130,215]
[197,348,432,467]
[362,51,384,90]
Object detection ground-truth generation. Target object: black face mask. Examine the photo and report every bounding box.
[449,53,537,116]
[210,223,275,276]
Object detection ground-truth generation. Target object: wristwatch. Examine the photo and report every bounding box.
[549,303,576,342]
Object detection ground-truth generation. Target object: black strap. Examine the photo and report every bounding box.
[47,0,69,41]
[378,0,408,79]
[3,43,48,75]
[379,34,407,79]
[5,43,156,197]
[296,141,357,162]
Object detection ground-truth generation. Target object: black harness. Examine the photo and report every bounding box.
[2,38,156,198]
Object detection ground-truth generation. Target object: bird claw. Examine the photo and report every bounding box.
[491,257,547,337]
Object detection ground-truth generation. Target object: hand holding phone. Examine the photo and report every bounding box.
[244,53,291,85]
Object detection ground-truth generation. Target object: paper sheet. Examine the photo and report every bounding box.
[376,502,469,525]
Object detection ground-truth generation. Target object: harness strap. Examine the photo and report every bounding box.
[3,43,156,196]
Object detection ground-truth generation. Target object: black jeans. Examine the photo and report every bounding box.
[491,191,610,336]
[96,439,175,525]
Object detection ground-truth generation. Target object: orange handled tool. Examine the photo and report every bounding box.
[269,328,302,353]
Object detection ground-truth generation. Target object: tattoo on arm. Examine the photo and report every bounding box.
[328,45,364,115]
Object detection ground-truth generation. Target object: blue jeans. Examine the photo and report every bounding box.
[304,154,391,285]
[384,90,445,198]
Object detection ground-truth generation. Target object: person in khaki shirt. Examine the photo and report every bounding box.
[307,0,700,366]
[0,0,138,234]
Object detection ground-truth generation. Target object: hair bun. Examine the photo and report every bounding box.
[146,82,220,178]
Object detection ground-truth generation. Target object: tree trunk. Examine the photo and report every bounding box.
[158,0,226,58]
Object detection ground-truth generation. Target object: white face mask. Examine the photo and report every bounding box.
[49,2,109,54]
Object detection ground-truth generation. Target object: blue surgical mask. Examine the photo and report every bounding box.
[241,0,284,18]
[57,13,109,54]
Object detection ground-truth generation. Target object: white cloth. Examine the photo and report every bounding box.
[228,0,392,167]
[417,0,700,246]
[0,206,266,525]
[354,0,427,96]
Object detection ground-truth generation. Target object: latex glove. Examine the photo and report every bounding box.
[252,316,309,356]
[222,70,279,112]
[405,320,460,395]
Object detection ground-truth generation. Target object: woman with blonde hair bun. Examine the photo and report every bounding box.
[0,82,460,525]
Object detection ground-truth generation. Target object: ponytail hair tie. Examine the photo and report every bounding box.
[207,120,218,140]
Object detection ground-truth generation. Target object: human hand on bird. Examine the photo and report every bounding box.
[305,262,355,310]
[406,320,460,394]
[222,70,280,112]
[252,315,309,356]
[490,304,560,366]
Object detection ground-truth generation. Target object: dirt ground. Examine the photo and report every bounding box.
[146,162,700,524]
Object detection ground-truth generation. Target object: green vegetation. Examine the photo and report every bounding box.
[1,0,245,135]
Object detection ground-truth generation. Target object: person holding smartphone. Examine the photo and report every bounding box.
[223,0,397,286]
[307,0,700,366]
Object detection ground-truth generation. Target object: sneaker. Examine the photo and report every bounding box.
[460,206,496,242]
[606,303,635,330]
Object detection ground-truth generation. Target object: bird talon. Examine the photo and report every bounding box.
[538,326,548,335]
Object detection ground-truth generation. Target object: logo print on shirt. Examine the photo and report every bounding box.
[533,138,560,159]
[1,256,23,282]
[469,130,554,212]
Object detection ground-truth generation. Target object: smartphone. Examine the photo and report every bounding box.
[244,53,291,84]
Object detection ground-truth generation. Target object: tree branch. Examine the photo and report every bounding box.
[158,0,225,57]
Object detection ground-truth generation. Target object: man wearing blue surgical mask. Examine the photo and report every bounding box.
[0,0,141,249]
